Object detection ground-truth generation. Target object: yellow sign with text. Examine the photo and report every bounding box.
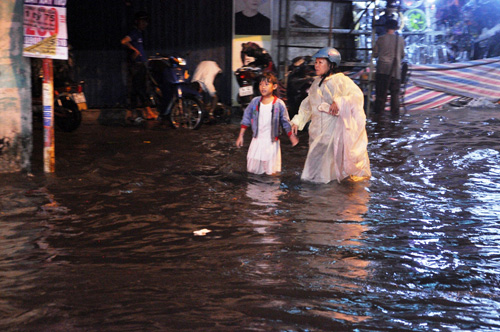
[23,33,57,56]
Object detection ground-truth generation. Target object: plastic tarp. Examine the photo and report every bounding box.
[403,56,500,111]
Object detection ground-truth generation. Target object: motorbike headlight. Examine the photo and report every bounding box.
[177,57,186,66]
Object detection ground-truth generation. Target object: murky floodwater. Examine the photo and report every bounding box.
[1,106,500,331]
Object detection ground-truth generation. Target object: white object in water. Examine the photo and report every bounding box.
[193,228,212,236]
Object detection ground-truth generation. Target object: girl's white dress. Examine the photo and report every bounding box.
[247,102,281,175]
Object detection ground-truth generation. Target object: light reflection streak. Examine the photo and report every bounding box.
[243,179,373,324]
[288,182,371,322]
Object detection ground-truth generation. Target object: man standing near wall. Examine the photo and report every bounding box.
[121,11,157,122]
[373,19,405,116]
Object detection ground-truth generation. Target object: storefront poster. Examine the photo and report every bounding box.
[23,0,67,60]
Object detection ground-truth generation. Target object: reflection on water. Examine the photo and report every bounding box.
[1,107,500,331]
[282,182,371,324]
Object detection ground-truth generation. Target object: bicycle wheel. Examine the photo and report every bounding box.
[169,96,204,129]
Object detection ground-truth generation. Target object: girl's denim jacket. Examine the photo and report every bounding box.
[240,96,293,141]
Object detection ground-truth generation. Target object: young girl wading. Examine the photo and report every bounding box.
[236,73,299,175]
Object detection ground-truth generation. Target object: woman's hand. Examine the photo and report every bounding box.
[328,101,339,116]
[292,124,298,136]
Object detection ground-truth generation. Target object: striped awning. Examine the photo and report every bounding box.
[402,57,500,111]
[402,83,461,111]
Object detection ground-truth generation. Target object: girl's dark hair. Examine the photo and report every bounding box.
[258,72,279,95]
[258,72,278,85]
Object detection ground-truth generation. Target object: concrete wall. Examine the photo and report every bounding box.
[0,0,32,173]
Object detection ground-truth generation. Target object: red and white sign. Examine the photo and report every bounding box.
[23,0,68,60]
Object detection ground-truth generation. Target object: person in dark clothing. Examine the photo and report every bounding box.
[121,11,156,121]
[235,0,271,35]
[373,19,405,116]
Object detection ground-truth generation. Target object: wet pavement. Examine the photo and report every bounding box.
[1,106,500,331]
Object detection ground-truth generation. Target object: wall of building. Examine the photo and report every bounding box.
[0,0,32,173]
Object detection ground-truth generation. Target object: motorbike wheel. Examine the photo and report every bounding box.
[54,95,82,132]
[169,96,204,130]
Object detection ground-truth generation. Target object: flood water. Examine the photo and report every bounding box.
[1,106,500,331]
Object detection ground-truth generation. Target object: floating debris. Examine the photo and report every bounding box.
[193,228,212,236]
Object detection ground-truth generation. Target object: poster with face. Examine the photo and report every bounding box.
[234,0,271,36]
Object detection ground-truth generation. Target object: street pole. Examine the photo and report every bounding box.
[42,58,55,173]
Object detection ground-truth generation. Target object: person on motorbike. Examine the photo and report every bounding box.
[121,11,157,122]
[192,60,222,120]
[290,47,371,183]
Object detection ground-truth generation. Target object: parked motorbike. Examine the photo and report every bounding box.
[54,81,86,132]
[147,55,204,130]
[233,43,316,118]
[31,58,86,132]
[234,42,276,109]
[286,55,316,118]
[234,65,263,109]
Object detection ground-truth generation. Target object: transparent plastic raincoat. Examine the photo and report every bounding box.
[291,73,371,183]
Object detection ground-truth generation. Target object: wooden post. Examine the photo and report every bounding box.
[42,58,55,173]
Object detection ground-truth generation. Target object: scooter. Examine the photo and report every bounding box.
[147,55,204,130]
[53,81,86,132]
[31,58,86,132]
[234,65,262,110]
[234,42,276,109]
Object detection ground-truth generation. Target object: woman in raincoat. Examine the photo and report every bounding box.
[291,47,371,183]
